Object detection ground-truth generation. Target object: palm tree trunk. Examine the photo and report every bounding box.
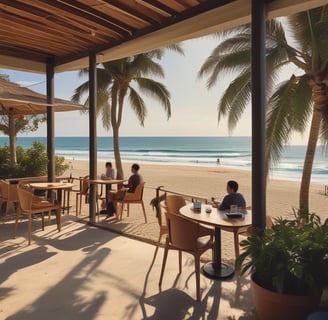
[111,85,124,180]
[299,84,325,209]
[113,125,123,180]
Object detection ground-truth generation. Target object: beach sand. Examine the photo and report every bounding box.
[63,159,328,263]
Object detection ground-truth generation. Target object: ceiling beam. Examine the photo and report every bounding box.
[0,0,326,74]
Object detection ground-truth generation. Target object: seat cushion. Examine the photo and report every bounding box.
[196,236,212,248]
[31,201,56,209]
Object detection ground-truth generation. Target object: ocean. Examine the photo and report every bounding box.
[1,136,327,184]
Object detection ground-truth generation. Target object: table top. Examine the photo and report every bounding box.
[180,203,252,229]
[89,179,125,184]
[6,176,48,184]
[29,182,75,190]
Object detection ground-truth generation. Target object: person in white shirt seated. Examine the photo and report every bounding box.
[100,161,116,210]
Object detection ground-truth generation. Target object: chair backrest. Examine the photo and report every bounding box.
[166,212,199,251]
[0,180,19,201]
[157,201,168,229]
[17,184,33,211]
[0,180,9,199]
[124,182,145,201]
[165,194,186,214]
[81,175,90,195]
[9,183,19,201]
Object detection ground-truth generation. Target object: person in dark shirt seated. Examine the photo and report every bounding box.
[102,163,142,219]
[120,163,142,193]
[213,180,246,211]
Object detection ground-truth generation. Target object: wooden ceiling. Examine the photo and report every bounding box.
[0,0,326,73]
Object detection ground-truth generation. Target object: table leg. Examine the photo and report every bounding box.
[105,184,111,211]
[202,226,235,279]
[56,189,64,213]
[67,190,70,214]
[62,189,71,214]
[104,184,118,216]
[62,189,67,214]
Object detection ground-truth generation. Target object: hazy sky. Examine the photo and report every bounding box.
[1,36,307,145]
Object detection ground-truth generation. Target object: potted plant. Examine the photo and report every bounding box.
[236,208,328,320]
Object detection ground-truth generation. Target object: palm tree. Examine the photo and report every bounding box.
[198,6,328,210]
[72,47,183,179]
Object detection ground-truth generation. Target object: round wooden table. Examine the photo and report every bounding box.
[89,179,125,215]
[29,182,75,213]
[89,179,125,188]
[180,203,252,280]
[29,182,75,190]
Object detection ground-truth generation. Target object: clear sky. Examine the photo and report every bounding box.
[1,36,307,145]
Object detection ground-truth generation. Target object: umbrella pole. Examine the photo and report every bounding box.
[9,109,17,166]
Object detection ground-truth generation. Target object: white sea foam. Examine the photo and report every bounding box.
[2,136,327,183]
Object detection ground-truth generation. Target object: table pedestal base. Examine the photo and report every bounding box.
[202,262,234,279]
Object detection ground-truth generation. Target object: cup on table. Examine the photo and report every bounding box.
[193,201,202,212]
[230,205,238,213]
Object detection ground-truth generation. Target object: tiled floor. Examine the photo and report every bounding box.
[1,215,255,320]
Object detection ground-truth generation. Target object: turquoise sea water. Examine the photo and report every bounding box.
[1,136,327,183]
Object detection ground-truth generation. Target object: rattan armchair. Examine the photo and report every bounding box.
[114,182,147,223]
[159,212,214,301]
[0,179,19,222]
[14,184,61,245]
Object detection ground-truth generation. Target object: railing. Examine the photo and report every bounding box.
[153,185,211,219]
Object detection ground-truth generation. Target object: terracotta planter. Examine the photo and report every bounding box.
[251,274,319,320]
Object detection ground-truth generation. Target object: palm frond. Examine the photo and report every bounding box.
[212,24,251,39]
[218,71,251,127]
[128,87,146,126]
[212,35,251,56]
[101,103,111,130]
[288,7,326,52]
[227,82,251,132]
[320,114,328,151]
[266,76,312,170]
[149,44,185,59]
[71,81,89,102]
[134,78,171,118]
[199,49,251,89]
[131,54,165,78]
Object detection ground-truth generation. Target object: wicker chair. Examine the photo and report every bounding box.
[0,179,19,222]
[14,184,61,245]
[114,182,147,223]
[159,212,214,301]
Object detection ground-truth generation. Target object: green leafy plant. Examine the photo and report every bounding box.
[236,208,328,297]
[0,141,69,178]
[150,193,166,210]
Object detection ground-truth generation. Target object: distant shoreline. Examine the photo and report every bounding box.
[64,156,324,185]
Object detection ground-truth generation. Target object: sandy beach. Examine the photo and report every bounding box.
[63,159,328,263]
